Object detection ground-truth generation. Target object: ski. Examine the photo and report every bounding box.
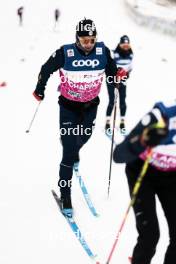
[73,167,99,217]
[52,190,100,263]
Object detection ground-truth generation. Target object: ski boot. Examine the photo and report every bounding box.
[120,120,126,135]
[60,195,73,218]
[73,153,80,172]
[73,161,80,172]
[105,122,112,137]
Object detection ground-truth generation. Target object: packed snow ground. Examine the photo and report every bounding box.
[0,0,176,263]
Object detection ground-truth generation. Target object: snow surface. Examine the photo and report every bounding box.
[0,0,176,263]
[129,0,176,20]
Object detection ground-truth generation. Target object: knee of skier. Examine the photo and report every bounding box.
[137,217,160,248]
[61,151,80,167]
[106,104,114,116]
[59,162,73,175]
[149,227,160,248]
[60,158,75,168]
[81,130,94,145]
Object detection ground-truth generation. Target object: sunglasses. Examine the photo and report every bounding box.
[120,43,130,47]
[78,37,96,45]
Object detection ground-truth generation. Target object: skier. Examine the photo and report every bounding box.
[105,35,133,134]
[33,18,126,217]
[54,8,60,28]
[17,6,24,26]
[113,100,176,264]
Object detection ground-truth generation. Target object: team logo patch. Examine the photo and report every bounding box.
[67,49,74,57]
[96,47,102,55]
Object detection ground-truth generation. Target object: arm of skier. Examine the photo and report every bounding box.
[113,108,168,163]
[33,47,65,101]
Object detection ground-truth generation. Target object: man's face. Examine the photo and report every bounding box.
[119,43,130,51]
[78,36,96,53]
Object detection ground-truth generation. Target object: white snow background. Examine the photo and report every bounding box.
[0,0,176,263]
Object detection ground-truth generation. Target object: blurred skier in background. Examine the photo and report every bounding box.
[17,6,24,26]
[105,35,133,135]
[54,8,60,29]
[33,18,127,217]
[113,100,176,264]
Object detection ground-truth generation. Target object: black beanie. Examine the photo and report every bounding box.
[120,35,130,44]
[76,19,97,37]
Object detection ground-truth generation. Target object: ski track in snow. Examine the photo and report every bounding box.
[0,0,175,263]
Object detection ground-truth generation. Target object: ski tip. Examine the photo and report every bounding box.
[94,213,100,217]
[90,254,100,263]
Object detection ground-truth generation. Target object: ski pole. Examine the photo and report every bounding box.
[107,87,119,197]
[106,148,153,264]
[26,101,41,133]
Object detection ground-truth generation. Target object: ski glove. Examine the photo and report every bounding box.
[116,68,128,82]
[33,90,45,101]
[140,121,168,147]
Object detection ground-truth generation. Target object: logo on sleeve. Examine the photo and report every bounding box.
[96,47,102,55]
[67,49,74,57]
